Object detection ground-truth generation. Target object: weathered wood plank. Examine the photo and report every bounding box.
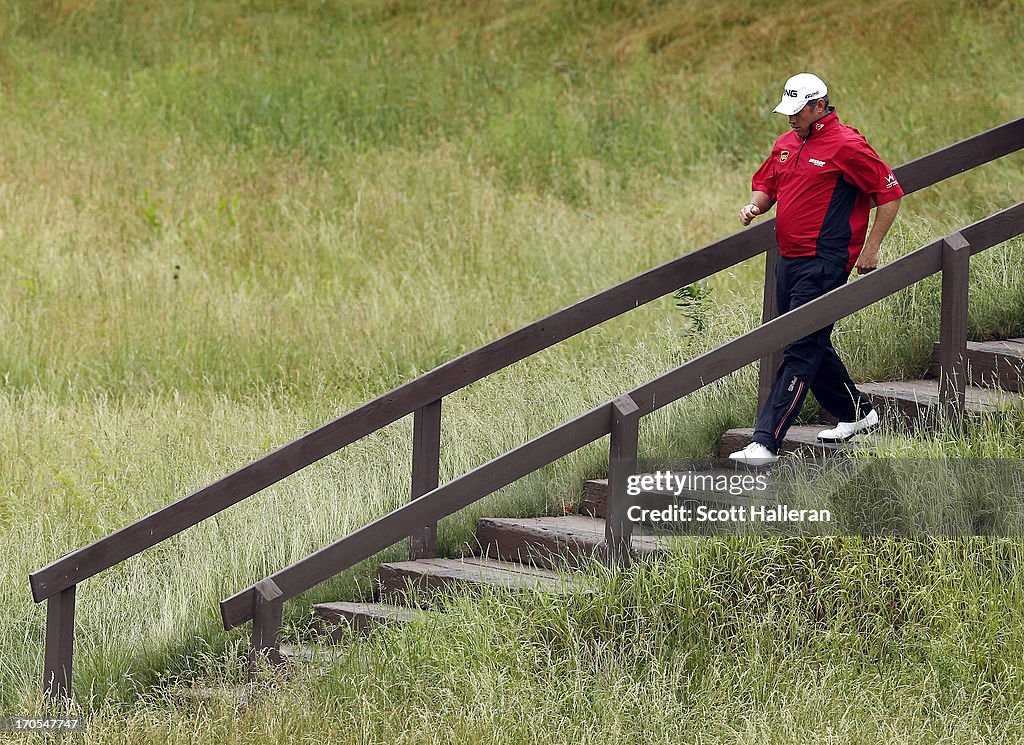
[939,233,971,419]
[578,480,609,518]
[249,579,284,669]
[962,202,1024,257]
[476,515,665,569]
[277,644,338,664]
[377,557,572,602]
[930,340,1024,392]
[43,586,75,701]
[313,601,424,637]
[859,380,1019,424]
[895,117,1024,195]
[606,395,640,568]
[410,399,442,559]
[966,340,1024,355]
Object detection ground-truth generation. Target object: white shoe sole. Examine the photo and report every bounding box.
[816,422,878,443]
[727,454,779,466]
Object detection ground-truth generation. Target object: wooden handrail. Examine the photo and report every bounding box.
[220,201,1024,629]
[890,117,1024,194]
[27,220,772,603]
[28,116,1024,604]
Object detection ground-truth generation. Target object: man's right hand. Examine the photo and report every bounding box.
[740,203,761,226]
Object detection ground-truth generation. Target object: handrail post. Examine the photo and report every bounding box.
[939,232,971,422]
[410,398,442,559]
[43,586,75,701]
[249,578,283,672]
[758,246,781,409]
[605,395,640,568]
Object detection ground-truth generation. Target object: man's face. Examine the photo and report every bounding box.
[788,100,825,139]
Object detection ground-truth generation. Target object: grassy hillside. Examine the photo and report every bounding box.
[1,0,1023,741]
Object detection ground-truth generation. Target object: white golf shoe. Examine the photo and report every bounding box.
[816,408,879,442]
[728,442,779,466]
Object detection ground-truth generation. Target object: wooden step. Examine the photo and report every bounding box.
[377,556,574,603]
[859,379,1019,423]
[718,425,848,460]
[930,339,1024,392]
[312,601,426,638]
[278,643,343,663]
[580,470,776,521]
[476,515,674,569]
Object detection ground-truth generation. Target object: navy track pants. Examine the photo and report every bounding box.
[751,255,874,453]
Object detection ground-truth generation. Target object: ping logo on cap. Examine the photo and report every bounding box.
[784,89,798,97]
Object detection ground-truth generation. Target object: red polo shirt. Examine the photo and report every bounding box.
[752,110,904,272]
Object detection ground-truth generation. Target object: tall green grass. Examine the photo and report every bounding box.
[0,0,1023,741]
[22,541,1024,743]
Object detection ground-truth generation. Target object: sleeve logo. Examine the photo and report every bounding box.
[885,173,899,188]
[779,150,789,162]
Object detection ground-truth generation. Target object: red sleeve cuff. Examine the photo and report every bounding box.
[873,186,904,206]
[751,182,776,203]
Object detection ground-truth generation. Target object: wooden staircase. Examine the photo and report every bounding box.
[858,338,1024,422]
[29,122,1023,700]
[295,338,1024,648]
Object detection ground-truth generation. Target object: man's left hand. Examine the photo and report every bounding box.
[855,245,880,275]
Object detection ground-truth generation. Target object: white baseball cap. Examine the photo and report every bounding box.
[772,73,828,115]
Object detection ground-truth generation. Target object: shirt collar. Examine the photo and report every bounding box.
[806,107,839,138]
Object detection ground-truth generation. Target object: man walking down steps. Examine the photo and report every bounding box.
[729,73,903,466]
